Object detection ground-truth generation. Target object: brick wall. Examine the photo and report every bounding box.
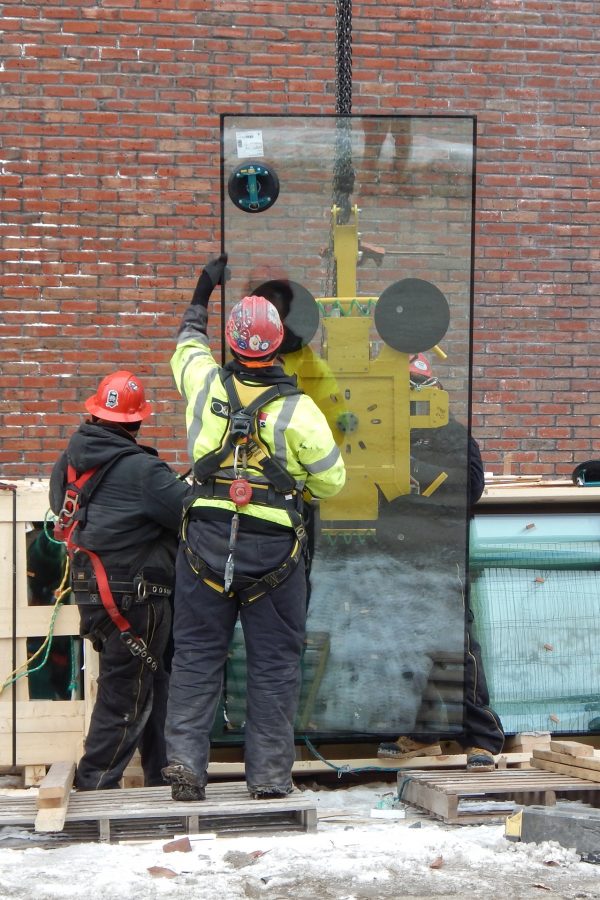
[1,1,597,479]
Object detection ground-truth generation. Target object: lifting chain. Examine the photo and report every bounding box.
[325,0,354,299]
[335,0,353,117]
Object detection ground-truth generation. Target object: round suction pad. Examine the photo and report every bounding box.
[374,278,450,353]
[251,279,320,353]
[228,161,280,213]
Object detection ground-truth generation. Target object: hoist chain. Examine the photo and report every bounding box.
[335,0,353,117]
[324,0,354,299]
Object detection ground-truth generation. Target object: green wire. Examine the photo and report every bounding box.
[303,736,404,778]
[2,598,64,690]
[43,508,64,546]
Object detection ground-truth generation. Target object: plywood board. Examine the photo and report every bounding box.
[0,605,79,640]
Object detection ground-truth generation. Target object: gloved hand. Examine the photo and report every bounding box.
[204,253,229,287]
[191,252,229,307]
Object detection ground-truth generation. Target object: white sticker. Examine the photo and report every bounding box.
[236,130,264,159]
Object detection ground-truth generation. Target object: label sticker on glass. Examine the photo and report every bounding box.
[236,130,264,159]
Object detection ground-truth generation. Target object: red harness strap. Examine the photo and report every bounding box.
[56,463,158,671]
[77,546,134,635]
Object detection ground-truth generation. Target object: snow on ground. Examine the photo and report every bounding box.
[1,781,600,899]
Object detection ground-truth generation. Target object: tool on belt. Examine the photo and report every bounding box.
[54,454,163,672]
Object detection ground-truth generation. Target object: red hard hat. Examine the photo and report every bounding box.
[84,370,152,423]
[225,295,284,359]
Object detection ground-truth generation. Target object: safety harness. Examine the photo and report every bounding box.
[183,370,308,605]
[54,451,165,672]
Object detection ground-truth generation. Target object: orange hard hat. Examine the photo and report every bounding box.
[84,370,152,423]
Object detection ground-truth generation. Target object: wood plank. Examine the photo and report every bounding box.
[83,643,99,734]
[0,700,85,731]
[24,764,47,786]
[534,749,600,773]
[549,740,594,758]
[37,761,76,809]
[0,731,84,768]
[203,751,531,778]
[0,605,79,640]
[504,732,551,752]
[531,756,600,785]
[34,806,70,833]
[478,484,600,505]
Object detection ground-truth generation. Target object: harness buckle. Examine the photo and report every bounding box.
[55,490,78,540]
[230,412,253,439]
[119,631,158,672]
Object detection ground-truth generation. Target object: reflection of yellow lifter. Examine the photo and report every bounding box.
[322,202,451,522]
[251,203,452,527]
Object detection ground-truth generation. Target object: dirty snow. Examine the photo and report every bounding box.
[1,781,599,899]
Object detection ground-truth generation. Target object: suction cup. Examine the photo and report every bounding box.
[251,279,320,352]
[228,161,280,213]
[374,278,450,353]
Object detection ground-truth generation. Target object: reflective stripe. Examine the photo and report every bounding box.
[273,393,301,471]
[178,340,211,400]
[188,367,219,461]
[304,443,342,475]
[172,331,346,511]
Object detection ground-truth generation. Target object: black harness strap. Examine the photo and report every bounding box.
[193,371,300,486]
[183,370,310,603]
[184,537,303,607]
[190,371,308,550]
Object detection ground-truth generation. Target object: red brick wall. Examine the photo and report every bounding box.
[1,1,597,479]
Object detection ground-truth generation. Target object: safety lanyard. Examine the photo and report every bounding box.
[58,464,158,672]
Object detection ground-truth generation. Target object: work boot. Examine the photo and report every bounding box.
[250,789,291,800]
[465,747,496,772]
[377,736,442,760]
[161,764,205,801]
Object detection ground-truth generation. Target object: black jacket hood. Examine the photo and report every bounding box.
[65,421,149,472]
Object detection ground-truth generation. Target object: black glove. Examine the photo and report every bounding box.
[191,253,229,307]
[204,253,229,287]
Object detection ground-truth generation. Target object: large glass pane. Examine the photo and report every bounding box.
[220,114,475,740]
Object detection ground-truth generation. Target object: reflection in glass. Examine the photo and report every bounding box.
[220,115,475,739]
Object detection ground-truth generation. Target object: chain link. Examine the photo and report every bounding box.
[324,0,354,298]
[336,0,352,117]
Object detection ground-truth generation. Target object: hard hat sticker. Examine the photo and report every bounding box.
[106,389,118,409]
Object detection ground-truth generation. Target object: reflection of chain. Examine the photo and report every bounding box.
[324,1,353,300]
[336,0,352,117]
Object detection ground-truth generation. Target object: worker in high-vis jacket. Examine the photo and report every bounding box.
[162,253,346,802]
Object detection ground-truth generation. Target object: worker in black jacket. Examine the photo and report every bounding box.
[49,370,190,790]
[377,354,504,770]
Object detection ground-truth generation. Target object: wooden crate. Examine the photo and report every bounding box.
[398,767,600,825]
[0,480,98,772]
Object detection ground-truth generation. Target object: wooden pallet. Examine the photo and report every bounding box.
[397,768,600,825]
[0,782,317,843]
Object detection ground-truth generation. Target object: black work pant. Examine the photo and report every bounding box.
[461,620,504,754]
[75,598,171,790]
[165,527,307,794]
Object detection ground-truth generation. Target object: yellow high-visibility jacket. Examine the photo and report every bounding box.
[281,344,347,447]
[171,310,346,529]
